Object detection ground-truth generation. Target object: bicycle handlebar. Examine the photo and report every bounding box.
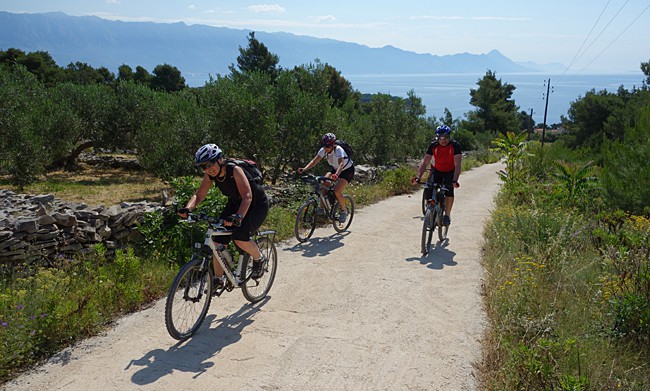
[174,204,233,232]
[300,173,334,184]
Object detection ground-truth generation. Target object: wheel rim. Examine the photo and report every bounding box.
[333,195,354,232]
[421,208,434,254]
[166,262,211,340]
[295,201,316,241]
[242,238,277,302]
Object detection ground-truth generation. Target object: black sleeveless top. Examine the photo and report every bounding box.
[210,163,266,206]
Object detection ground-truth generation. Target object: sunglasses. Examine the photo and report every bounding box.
[199,160,217,170]
[438,135,449,140]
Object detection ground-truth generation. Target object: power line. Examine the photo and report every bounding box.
[577,3,650,73]
[562,0,612,75]
[566,0,630,72]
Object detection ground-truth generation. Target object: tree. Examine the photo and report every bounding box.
[465,70,520,134]
[564,89,622,149]
[133,66,152,85]
[117,64,134,82]
[322,63,355,107]
[229,32,280,80]
[150,63,186,92]
[641,59,650,86]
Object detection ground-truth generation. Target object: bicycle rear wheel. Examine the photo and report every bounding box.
[165,257,213,340]
[332,195,354,232]
[421,207,434,255]
[295,199,317,242]
[437,207,449,242]
[242,237,278,303]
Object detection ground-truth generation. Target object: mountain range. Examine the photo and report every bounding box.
[0,11,566,87]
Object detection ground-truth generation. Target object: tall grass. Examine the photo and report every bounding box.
[481,141,650,390]
[0,247,176,382]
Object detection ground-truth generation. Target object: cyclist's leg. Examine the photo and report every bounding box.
[440,170,455,218]
[232,199,269,259]
[333,166,354,209]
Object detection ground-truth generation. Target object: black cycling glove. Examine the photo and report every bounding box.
[226,213,243,227]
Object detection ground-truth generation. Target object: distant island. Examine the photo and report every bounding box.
[0,11,566,87]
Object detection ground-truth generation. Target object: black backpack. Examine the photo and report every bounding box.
[226,158,263,183]
[335,140,354,161]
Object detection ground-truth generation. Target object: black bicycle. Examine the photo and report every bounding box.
[164,211,277,340]
[421,182,450,255]
[294,174,354,242]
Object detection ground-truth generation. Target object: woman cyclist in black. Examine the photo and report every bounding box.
[179,144,269,280]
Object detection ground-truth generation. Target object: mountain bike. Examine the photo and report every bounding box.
[421,182,450,255]
[164,211,277,340]
[294,174,355,242]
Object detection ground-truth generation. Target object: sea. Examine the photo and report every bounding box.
[343,72,646,125]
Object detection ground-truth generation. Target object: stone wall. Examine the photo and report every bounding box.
[0,190,162,269]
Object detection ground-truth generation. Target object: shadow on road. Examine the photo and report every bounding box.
[126,297,270,385]
[405,240,457,270]
[285,231,350,258]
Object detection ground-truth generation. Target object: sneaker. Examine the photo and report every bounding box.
[443,215,451,226]
[338,210,348,224]
[212,276,225,289]
[251,256,266,279]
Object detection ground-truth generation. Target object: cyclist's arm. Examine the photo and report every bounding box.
[232,165,253,218]
[301,154,323,172]
[185,174,213,211]
[416,154,433,180]
[453,153,462,183]
[334,156,346,177]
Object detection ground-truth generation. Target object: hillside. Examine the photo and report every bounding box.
[0,11,539,86]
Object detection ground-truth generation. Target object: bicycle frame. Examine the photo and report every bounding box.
[306,176,338,220]
[202,226,277,289]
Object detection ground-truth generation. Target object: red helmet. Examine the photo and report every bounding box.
[321,132,336,147]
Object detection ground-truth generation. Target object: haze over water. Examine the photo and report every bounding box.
[344,72,646,125]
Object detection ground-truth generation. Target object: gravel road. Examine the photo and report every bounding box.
[3,161,504,391]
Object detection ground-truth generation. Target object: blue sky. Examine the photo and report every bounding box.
[1,0,649,73]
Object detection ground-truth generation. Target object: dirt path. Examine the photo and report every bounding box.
[3,161,504,391]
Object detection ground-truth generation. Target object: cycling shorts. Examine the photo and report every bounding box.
[426,169,455,197]
[218,196,269,243]
[330,165,355,183]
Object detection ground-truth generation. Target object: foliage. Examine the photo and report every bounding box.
[0,248,175,382]
[465,70,520,134]
[600,105,650,214]
[481,139,650,389]
[490,131,531,187]
[229,32,280,81]
[150,63,186,92]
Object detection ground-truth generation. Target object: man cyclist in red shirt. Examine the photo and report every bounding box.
[414,125,462,225]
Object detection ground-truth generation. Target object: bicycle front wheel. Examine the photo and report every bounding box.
[295,199,317,242]
[421,190,427,215]
[165,257,213,340]
[242,237,278,303]
[421,207,434,255]
[332,195,355,232]
[437,207,449,242]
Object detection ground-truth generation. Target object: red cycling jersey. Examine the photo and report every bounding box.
[425,140,462,173]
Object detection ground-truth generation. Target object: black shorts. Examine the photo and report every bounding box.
[218,197,269,242]
[426,169,455,197]
[330,165,355,183]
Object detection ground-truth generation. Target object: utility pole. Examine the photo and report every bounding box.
[528,108,534,136]
[541,78,550,148]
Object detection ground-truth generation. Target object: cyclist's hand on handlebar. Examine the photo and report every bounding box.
[297,167,305,174]
[453,181,460,188]
[331,173,338,181]
[411,176,420,185]
[224,213,243,227]
[177,207,190,218]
